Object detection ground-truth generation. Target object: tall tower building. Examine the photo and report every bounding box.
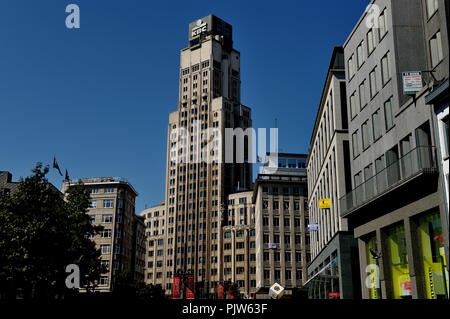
[163,15,253,297]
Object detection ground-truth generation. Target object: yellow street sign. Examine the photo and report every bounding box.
[319,198,331,209]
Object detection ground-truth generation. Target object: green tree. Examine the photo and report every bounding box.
[0,163,105,299]
[113,269,166,300]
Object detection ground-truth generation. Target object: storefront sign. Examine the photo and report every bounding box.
[319,198,331,209]
[268,243,277,249]
[308,223,319,231]
[328,292,340,298]
[402,71,423,95]
[173,275,181,299]
[186,275,195,299]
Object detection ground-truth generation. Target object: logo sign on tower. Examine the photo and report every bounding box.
[191,19,207,37]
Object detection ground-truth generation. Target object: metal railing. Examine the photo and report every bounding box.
[339,146,437,215]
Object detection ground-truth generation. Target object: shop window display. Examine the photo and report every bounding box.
[418,212,449,299]
[388,224,411,299]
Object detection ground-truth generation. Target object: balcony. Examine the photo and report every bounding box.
[340,146,438,217]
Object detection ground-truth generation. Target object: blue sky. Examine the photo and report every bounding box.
[0,0,368,211]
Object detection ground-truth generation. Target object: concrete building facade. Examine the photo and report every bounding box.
[341,0,449,299]
[253,153,310,294]
[305,46,361,299]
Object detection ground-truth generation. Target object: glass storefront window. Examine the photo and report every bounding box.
[367,234,381,299]
[388,223,411,299]
[418,212,449,299]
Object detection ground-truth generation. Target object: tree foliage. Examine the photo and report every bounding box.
[113,269,166,301]
[0,163,105,299]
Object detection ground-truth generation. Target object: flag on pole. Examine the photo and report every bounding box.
[53,157,63,176]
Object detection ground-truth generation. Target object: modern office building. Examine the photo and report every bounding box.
[140,203,168,289]
[162,14,253,298]
[305,46,361,299]
[253,153,310,295]
[62,177,144,292]
[341,0,449,299]
[222,191,256,298]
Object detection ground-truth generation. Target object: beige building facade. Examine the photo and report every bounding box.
[140,203,167,288]
[62,177,144,292]
[162,15,253,297]
[222,191,256,298]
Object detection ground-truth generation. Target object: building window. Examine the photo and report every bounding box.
[430,31,443,68]
[352,130,360,158]
[348,54,356,79]
[101,214,113,223]
[350,91,358,119]
[100,244,111,254]
[89,200,97,209]
[384,97,394,130]
[101,229,112,238]
[362,121,371,150]
[426,0,438,18]
[369,67,378,98]
[103,199,114,208]
[273,201,279,210]
[100,260,109,271]
[372,108,382,141]
[104,187,114,193]
[381,52,391,85]
[357,40,366,68]
[367,28,376,55]
[359,81,367,110]
[91,188,99,194]
[378,9,387,39]
[99,276,109,286]
[418,212,448,299]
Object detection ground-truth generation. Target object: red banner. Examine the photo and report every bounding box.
[328,292,340,298]
[227,284,235,299]
[186,275,195,299]
[173,276,181,299]
[217,284,225,299]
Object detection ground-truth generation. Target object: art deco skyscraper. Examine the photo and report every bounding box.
[162,15,253,297]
